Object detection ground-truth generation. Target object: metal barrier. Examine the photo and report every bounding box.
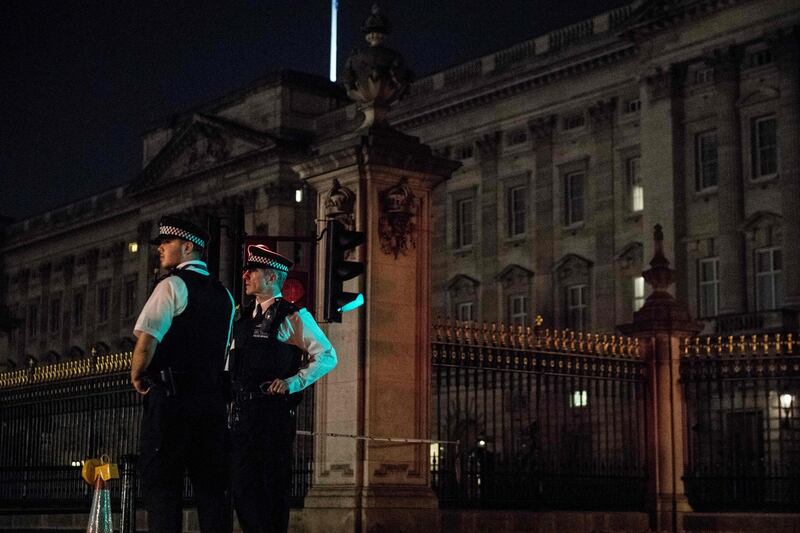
[430,320,648,510]
[0,352,314,512]
[681,334,800,511]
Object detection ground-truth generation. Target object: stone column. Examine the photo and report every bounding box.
[640,65,688,300]
[475,132,502,320]
[589,99,618,331]
[712,48,746,314]
[528,116,556,323]
[620,225,700,533]
[295,127,459,533]
[776,30,800,308]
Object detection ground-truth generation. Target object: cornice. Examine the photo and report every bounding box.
[392,43,637,130]
[623,0,745,42]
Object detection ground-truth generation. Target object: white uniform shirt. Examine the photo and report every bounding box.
[133,260,235,349]
[231,294,337,395]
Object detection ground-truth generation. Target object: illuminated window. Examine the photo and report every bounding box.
[627,156,643,212]
[633,276,645,312]
[698,258,719,318]
[127,241,139,253]
[570,390,588,408]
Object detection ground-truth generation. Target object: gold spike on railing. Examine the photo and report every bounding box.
[788,333,795,353]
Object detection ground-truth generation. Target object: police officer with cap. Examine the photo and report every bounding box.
[131,215,235,533]
[230,243,336,533]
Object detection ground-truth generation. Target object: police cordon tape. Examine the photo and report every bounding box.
[297,430,460,447]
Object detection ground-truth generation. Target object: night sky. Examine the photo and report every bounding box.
[0,0,631,220]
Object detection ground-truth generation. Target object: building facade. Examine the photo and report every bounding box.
[2,0,799,367]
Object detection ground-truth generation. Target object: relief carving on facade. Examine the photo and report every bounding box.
[324,178,356,227]
[185,127,230,173]
[378,177,416,259]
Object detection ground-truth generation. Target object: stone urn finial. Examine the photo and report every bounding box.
[341,4,413,129]
[643,224,675,294]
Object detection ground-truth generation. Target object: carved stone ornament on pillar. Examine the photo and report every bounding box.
[324,178,356,226]
[341,4,412,129]
[378,177,416,259]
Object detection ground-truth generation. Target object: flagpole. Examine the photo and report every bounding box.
[329,0,338,82]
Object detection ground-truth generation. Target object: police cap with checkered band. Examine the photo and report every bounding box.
[244,244,293,273]
[150,216,210,250]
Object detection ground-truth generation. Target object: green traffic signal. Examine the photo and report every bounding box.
[324,220,366,322]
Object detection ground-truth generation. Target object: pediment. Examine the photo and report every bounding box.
[554,253,593,273]
[737,87,780,108]
[446,274,480,298]
[131,114,279,193]
[496,264,534,285]
[741,210,782,233]
[617,242,643,267]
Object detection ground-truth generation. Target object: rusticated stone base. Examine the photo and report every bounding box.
[302,485,439,533]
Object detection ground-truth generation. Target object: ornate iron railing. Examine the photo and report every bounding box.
[0,352,314,512]
[431,319,648,510]
[681,334,800,511]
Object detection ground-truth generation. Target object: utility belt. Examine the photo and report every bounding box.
[231,380,293,403]
[228,379,301,430]
[145,367,226,397]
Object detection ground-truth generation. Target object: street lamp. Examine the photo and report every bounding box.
[779,393,794,428]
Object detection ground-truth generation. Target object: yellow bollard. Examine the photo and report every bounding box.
[81,455,118,533]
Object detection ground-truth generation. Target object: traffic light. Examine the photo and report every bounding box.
[324,220,365,322]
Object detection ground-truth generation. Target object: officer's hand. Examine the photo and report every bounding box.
[131,372,150,395]
[265,379,288,395]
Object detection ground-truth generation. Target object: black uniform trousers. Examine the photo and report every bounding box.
[139,388,231,533]
[230,397,297,533]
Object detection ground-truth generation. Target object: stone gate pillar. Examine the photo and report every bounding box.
[620,225,701,533]
[292,7,460,533]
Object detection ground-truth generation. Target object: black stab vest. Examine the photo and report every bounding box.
[230,298,302,391]
[147,269,232,390]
